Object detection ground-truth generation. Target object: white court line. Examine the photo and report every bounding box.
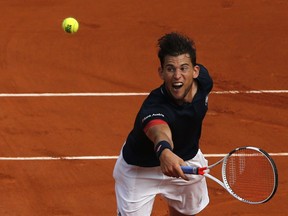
[0,153,287,161]
[211,90,288,94]
[0,93,149,97]
[0,90,287,97]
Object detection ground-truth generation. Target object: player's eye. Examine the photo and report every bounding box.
[166,66,176,73]
[180,66,189,72]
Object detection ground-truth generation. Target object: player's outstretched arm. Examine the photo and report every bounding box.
[145,123,188,180]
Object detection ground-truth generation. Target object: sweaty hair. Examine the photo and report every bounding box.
[157,32,196,67]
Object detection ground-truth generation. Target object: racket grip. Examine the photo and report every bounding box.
[181,166,207,175]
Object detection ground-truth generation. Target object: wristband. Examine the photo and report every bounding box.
[155,140,172,159]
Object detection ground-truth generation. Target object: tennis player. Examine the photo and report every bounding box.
[113,32,213,216]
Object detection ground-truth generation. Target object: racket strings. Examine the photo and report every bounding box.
[224,149,276,203]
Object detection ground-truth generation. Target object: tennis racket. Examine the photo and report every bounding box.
[181,146,278,204]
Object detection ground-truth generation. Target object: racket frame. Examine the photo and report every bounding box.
[221,146,278,204]
[181,146,278,204]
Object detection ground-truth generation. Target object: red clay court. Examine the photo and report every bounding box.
[1,0,287,215]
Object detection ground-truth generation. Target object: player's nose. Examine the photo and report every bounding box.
[173,69,182,79]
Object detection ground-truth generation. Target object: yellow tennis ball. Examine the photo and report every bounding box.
[62,17,79,34]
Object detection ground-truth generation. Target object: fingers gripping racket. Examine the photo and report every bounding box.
[181,146,278,204]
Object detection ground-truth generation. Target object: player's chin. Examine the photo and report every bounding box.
[170,90,185,101]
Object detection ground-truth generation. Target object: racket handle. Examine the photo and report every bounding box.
[181,166,207,175]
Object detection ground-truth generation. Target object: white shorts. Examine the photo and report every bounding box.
[113,149,209,216]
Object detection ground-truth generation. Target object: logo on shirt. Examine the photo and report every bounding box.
[142,113,165,122]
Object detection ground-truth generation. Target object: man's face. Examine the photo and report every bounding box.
[159,54,199,104]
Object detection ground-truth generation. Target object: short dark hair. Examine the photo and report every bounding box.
[157,32,196,67]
